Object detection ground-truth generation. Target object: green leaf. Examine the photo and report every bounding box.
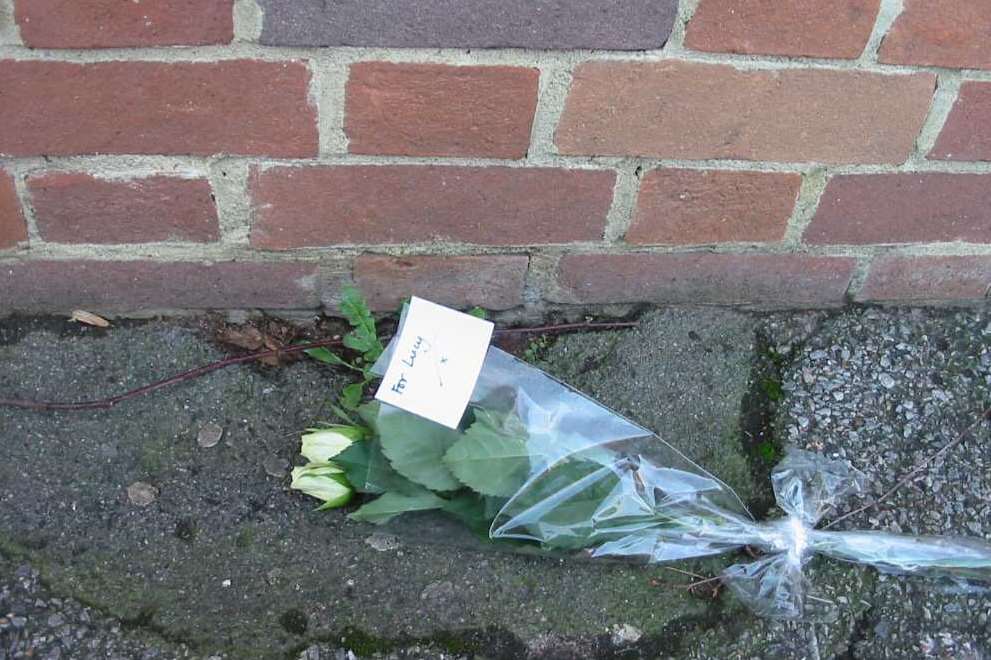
[340,381,366,411]
[334,437,420,495]
[467,307,487,320]
[356,400,382,430]
[329,403,358,426]
[349,488,447,525]
[394,297,412,320]
[339,286,384,363]
[441,493,506,537]
[305,347,349,367]
[443,410,532,497]
[378,408,463,491]
[493,458,622,550]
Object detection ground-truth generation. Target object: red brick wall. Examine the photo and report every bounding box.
[1,0,989,315]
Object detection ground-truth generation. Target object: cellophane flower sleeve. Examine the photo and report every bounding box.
[355,343,991,619]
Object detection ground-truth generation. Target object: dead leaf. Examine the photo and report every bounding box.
[70,310,110,328]
[215,320,300,367]
[259,335,284,366]
[217,325,265,351]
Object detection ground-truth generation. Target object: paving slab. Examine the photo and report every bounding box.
[0,307,988,659]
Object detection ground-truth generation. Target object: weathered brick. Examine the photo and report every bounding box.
[930,83,991,162]
[0,170,27,250]
[0,60,317,157]
[805,174,991,245]
[879,1,991,70]
[858,256,991,302]
[15,0,234,48]
[685,0,879,59]
[28,173,219,244]
[257,0,678,49]
[556,61,934,164]
[250,166,615,249]
[346,63,539,159]
[354,255,528,311]
[0,261,321,313]
[627,169,800,245]
[553,253,856,306]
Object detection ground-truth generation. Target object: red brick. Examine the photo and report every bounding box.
[0,170,27,250]
[556,61,934,164]
[879,1,991,70]
[627,169,800,245]
[685,0,879,59]
[346,63,539,159]
[250,165,615,249]
[553,253,856,306]
[16,0,234,48]
[930,83,991,162]
[858,256,991,302]
[0,60,317,157]
[805,174,991,245]
[354,255,528,311]
[28,173,219,244]
[0,261,320,312]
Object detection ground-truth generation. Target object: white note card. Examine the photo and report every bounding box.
[375,297,494,429]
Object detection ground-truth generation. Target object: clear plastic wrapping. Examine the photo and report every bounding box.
[349,343,991,619]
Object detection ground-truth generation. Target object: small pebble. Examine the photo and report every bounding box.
[126,481,158,507]
[197,423,224,448]
[365,533,402,552]
[610,624,643,646]
[263,456,289,478]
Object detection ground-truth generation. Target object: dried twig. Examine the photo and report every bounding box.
[495,321,638,335]
[823,405,991,530]
[662,566,709,581]
[0,339,345,412]
[0,319,636,413]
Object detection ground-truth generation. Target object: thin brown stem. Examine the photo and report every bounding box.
[662,566,709,581]
[494,321,639,335]
[0,339,344,412]
[0,319,637,413]
[822,405,991,530]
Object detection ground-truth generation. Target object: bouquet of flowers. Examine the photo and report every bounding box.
[292,324,991,620]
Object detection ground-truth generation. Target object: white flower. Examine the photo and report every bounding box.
[290,462,353,509]
[300,426,363,464]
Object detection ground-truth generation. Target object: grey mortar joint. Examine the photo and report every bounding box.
[782,167,829,246]
[881,242,991,258]
[0,0,21,46]
[19,155,209,180]
[603,164,643,243]
[7,234,990,267]
[3,41,991,82]
[319,259,356,311]
[846,256,879,301]
[859,0,904,64]
[232,0,263,43]
[522,252,561,308]
[208,158,253,245]
[310,56,351,156]
[1,242,328,263]
[527,57,578,159]
[909,73,962,164]
[664,0,702,54]
[8,159,44,245]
